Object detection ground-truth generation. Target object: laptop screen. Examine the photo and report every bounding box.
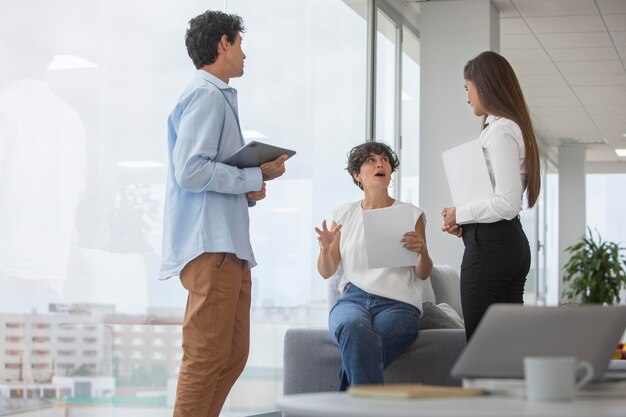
[451,304,626,381]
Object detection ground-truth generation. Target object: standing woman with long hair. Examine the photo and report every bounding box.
[441,51,541,341]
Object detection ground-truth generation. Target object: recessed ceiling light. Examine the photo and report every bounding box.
[46,54,98,70]
[622,133,626,138]
[117,161,164,168]
[615,149,626,158]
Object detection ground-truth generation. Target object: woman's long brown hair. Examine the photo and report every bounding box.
[464,51,541,208]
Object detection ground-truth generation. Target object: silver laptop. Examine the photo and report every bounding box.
[451,304,626,381]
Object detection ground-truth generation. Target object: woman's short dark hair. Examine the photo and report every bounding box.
[346,142,399,189]
[185,11,245,69]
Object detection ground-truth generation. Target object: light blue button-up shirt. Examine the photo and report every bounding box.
[160,70,263,279]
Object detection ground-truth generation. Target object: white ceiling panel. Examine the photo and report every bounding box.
[513,0,600,17]
[510,61,559,75]
[576,94,626,106]
[598,0,626,14]
[590,113,626,125]
[525,15,606,33]
[523,85,578,97]
[527,105,587,116]
[586,148,620,162]
[538,31,613,48]
[604,14,626,31]
[540,116,596,127]
[551,127,603,137]
[413,0,626,171]
[491,0,520,17]
[612,31,626,46]
[501,33,543,49]
[565,73,626,86]
[574,85,626,98]
[501,17,532,34]
[597,121,626,130]
[526,95,581,106]
[548,47,620,62]
[502,48,551,62]
[517,74,569,86]
[585,104,626,115]
[557,60,624,74]
[542,120,598,129]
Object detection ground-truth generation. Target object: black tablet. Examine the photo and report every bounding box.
[223,141,296,168]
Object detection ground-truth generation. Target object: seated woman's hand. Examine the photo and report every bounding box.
[314,220,341,251]
[402,231,428,256]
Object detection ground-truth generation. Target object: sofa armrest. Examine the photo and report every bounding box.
[283,328,340,395]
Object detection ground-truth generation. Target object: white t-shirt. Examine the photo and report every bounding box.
[333,200,425,313]
[456,114,526,224]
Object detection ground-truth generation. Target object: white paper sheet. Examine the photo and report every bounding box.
[442,139,494,206]
[362,204,418,269]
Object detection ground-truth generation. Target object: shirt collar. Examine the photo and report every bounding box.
[194,69,235,91]
[485,114,500,124]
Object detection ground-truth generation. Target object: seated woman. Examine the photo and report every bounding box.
[315,141,433,391]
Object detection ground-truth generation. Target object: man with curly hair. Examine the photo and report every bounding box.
[161,10,287,417]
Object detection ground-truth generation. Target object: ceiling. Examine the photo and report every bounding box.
[410,0,626,172]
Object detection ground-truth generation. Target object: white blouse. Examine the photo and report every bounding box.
[333,200,425,312]
[456,115,526,224]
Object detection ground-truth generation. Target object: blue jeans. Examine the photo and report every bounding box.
[328,283,420,391]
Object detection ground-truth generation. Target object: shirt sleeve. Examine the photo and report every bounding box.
[172,88,263,194]
[456,123,523,224]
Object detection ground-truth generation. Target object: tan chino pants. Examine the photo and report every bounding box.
[173,253,251,417]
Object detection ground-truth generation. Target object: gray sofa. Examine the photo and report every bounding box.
[283,265,467,395]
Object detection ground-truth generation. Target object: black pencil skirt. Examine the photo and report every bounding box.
[460,216,530,341]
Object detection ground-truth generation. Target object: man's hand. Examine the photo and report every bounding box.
[246,182,266,201]
[260,154,288,181]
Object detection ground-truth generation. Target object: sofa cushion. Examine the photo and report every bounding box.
[429,265,463,318]
[420,301,464,330]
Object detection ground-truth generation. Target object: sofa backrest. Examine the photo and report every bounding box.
[326,264,463,318]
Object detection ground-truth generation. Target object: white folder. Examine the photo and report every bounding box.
[442,139,494,207]
[362,204,418,269]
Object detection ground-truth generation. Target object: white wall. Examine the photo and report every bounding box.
[419,0,500,270]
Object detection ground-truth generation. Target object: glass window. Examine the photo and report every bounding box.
[586,174,626,243]
[544,168,559,305]
[375,9,397,148]
[5,336,23,343]
[58,336,76,343]
[399,27,420,205]
[2,0,368,414]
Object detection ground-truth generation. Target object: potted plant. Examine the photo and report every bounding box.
[562,228,626,305]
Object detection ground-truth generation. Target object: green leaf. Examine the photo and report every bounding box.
[561,228,626,305]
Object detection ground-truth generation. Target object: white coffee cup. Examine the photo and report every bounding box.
[524,356,594,402]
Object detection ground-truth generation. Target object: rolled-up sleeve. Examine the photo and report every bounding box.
[172,89,262,194]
